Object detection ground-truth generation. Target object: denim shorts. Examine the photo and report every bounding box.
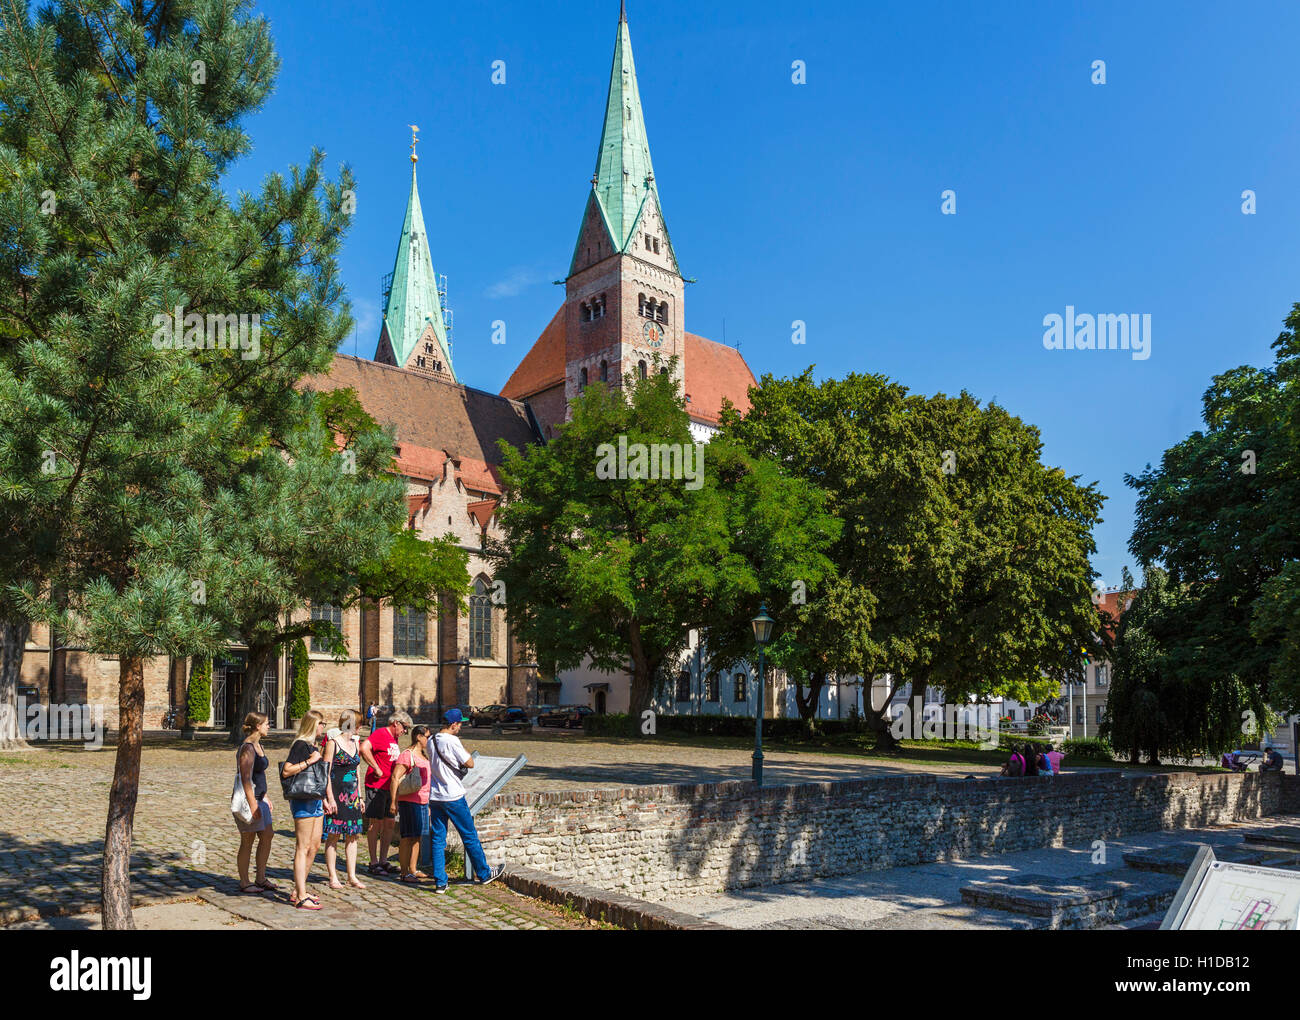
[290,798,324,820]
[398,800,430,839]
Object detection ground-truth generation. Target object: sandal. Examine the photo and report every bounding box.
[239,883,263,895]
[254,878,280,892]
[400,873,423,883]
[292,895,322,910]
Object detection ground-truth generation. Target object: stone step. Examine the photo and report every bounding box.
[961,871,1182,930]
[1242,826,1300,849]
[1123,842,1284,875]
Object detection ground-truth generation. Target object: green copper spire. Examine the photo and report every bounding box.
[380,162,455,381]
[571,3,676,271]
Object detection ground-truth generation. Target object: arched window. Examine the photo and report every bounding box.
[637,360,647,380]
[656,303,667,324]
[597,293,607,318]
[638,293,647,317]
[581,302,591,322]
[659,367,669,376]
[579,367,588,388]
[599,360,608,382]
[469,578,493,659]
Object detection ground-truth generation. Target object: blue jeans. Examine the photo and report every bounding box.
[429,797,490,884]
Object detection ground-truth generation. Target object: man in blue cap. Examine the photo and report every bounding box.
[428,708,503,891]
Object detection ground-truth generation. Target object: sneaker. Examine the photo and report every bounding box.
[477,865,505,886]
[434,883,449,894]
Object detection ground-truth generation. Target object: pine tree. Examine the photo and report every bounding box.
[0,0,357,927]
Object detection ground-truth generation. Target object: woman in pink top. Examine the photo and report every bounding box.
[388,724,432,882]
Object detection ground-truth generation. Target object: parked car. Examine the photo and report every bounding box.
[538,705,594,729]
[470,704,508,728]
[470,705,533,733]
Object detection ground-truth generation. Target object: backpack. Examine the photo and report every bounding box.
[1006,753,1025,777]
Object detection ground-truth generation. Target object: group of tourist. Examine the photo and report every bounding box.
[1000,743,1057,777]
[233,705,503,909]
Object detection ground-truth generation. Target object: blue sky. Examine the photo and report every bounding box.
[228,0,1300,587]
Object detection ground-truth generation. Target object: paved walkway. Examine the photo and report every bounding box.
[662,817,1300,929]
[0,731,1180,928]
[0,737,606,928]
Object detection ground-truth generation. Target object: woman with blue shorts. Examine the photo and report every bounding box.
[282,709,326,909]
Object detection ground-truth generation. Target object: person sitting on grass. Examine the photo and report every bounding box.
[1000,748,1025,777]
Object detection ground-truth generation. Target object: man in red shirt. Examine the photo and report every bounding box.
[360,710,411,875]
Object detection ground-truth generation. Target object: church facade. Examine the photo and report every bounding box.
[21,2,764,729]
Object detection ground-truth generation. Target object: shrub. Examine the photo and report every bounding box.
[288,639,311,720]
[997,733,1054,755]
[1064,736,1114,761]
[185,658,211,725]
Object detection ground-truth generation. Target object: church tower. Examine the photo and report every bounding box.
[375,129,457,382]
[564,1,683,406]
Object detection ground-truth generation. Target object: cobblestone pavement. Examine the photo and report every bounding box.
[0,730,986,926]
[0,728,1064,927]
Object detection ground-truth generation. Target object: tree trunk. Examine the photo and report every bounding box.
[626,621,655,719]
[229,642,274,743]
[795,671,826,721]
[0,619,32,751]
[103,655,143,930]
[910,672,929,735]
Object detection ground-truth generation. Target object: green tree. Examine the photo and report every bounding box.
[490,365,836,717]
[1102,567,1258,763]
[0,0,357,927]
[287,640,310,721]
[1128,305,1300,718]
[722,370,1104,747]
[185,658,212,726]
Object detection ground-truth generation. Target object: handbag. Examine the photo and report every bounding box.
[396,751,425,797]
[231,769,254,824]
[280,745,329,801]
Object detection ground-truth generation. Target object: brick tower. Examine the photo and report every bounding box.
[563,1,683,408]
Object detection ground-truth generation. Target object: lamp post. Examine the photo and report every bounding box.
[751,604,775,785]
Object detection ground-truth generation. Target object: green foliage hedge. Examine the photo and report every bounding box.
[1063,736,1114,761]
[185,658,211,725]
[288,639,311,720]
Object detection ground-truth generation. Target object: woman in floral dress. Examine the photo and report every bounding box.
[323,710,366,889]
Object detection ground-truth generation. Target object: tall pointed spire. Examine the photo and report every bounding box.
[376,128,456,382]
[580,2,674,263]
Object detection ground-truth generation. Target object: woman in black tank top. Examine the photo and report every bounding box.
[235,711,279,893]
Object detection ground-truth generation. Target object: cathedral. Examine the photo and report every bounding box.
[21,2,759,727]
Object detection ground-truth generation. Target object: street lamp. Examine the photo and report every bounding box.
[751,604,775,785]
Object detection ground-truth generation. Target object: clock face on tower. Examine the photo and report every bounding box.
[643,320,664,348]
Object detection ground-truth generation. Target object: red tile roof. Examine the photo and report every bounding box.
[466,498,499,530]
[306,355,540,465]
[499,306,757,426]
[683,331,756,425]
